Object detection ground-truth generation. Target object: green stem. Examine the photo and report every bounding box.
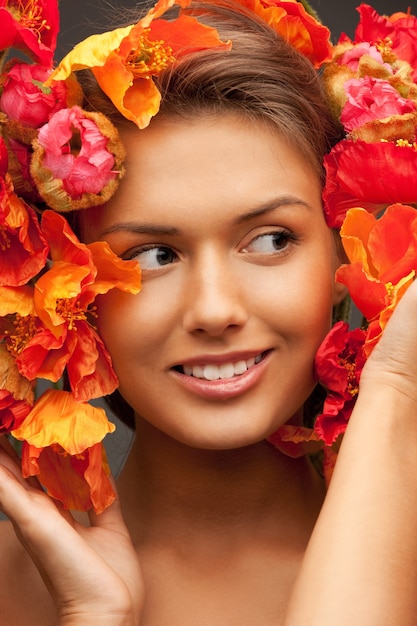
[298,0,323,24]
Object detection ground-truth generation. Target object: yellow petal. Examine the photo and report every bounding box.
[12,389,115,455]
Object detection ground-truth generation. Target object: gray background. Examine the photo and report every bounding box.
[58,1,417,58]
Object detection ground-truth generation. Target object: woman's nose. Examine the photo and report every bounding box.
[182,253,249,337]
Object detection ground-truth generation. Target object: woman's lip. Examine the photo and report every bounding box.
[173,349,268,368]
[170,351,271,400]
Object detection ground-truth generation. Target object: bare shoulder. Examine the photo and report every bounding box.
[0,519,56,625]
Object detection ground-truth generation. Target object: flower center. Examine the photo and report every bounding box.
[338,352,359,397]
[7,0,51,42]
[127,29,175,78]
[5,314,38,355]
[55,298,88,330]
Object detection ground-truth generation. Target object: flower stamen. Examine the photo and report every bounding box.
[5,314,38,355]
[55,298,87,330]
[127,29,175,79]
[6,0,51,42]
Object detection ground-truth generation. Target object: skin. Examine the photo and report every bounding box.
[4,113,417,625]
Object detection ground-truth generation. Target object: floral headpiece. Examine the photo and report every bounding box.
[0,0,332,513]
[270,4,417,482]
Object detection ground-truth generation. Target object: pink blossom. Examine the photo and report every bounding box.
[341,76,416,132]
[36,106,117,198]
[339,41,392,73]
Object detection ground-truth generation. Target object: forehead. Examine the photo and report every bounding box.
[79,114,322,241]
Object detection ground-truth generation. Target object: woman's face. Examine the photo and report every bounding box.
[80,115,342,450]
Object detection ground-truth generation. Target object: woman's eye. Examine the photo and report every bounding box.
[245,230,295,254]
[127,245,178,270]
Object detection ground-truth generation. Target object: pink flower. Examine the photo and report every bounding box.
[340,76,416,132]
[30,106,125,211]
[338,41,392,72]
[314,322,367,445]
[36,106,116,197]
[0,62,71,128]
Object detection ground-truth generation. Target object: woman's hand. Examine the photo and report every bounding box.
[360,278,417,404]
[0,438,144,626]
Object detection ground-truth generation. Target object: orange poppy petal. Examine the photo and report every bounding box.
[12,388,115,455]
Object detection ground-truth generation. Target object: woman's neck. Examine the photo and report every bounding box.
[116,417,325,549]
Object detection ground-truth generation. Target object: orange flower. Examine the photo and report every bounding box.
[49,0,231,128]
[336,204,417,354]
[12,389,116,513]
[16,210,141,400]
[0,171,49,286]
[235,0,332,67]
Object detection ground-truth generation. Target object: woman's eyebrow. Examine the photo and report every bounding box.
[99,196,312,236]
[235,196,313,224]
[100,223,180,236]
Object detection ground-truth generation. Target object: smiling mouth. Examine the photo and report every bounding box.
[175,352,268,381]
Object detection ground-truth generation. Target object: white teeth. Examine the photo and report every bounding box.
[182,354,263,380]
[204,364,220,381]
[234,360,248,375]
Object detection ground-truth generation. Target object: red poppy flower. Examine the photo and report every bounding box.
[313,321,367,445]
[0,172,49,286]
[0,62,80,128]
[12,389,116,513]
[16,210,141,401]
[354,4,417,80]
[0,344,34,434]
[0,0,59,66]
[336,204,417,353]
[236,0,332,67]
[323,139,417,228]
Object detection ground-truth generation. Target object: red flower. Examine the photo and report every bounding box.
[323,139,417,228]
[336,204,417,354]
[0,62,77,128]
[241,0,332,67]
[354,4,417,80]
[0,0,59,66]
[0,172,49,286]
[314,321,367,445]
[12,389,116,513]
[16,210,141,401]
[340,76,416,132]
